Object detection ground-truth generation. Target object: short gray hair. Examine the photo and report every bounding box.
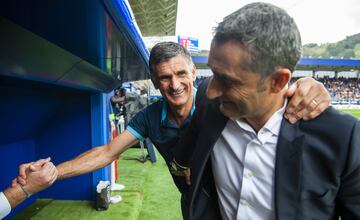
[213,2,302,78]
[149,42,194,76]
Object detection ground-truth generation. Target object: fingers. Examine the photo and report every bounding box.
[302,86,331,121]
[24,162,57,195]
[39,162,58,186]
[32,157,51,168]
[284,81,297,97]
[285,77,330,123]
[303,99,329,120]
[286,90,319,123]
[185,169,191,185]
[17,176,27,186]
[18,163,32,179]
[11,178,18,188]
[11,176,26,187]
[17,157,52,186]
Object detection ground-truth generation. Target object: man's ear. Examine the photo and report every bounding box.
[151,74,159,89]
[271,68,291,93]
[191,64,197,81]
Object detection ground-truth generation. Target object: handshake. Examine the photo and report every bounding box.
[1,157,57,218]
[11,157,58,198]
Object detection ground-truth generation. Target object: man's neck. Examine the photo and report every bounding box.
[168,96,194,127]
[246,95,286,133]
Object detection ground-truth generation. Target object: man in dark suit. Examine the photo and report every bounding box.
[172,2,360,220]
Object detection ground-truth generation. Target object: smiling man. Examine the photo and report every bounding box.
[172,3,360,220]
[15,41,331,218]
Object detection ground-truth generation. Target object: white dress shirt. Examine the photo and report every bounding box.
[0,191,11,219]
[211,101,286,220]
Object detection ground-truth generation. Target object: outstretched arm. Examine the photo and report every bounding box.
[56,130,137,180]
[15,130,138,185]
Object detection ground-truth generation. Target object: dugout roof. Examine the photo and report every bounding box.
[128,0,178,36]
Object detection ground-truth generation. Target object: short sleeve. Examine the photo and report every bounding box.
[127,109,148,142]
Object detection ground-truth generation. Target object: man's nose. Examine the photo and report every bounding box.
[170,76,181,89]
[206,77,222,99]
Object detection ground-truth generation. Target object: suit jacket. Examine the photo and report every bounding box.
[174,79,360,220]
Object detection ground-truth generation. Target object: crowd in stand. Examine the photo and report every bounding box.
[111,87,148,123]
[290,77,360,103]
[197,75,360,102]
[195,76,208,87]
[319,77,360,101]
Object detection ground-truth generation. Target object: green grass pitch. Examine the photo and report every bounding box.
[342,109,360,119]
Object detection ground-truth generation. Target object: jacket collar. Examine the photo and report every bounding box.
[275,119,304,220]
[189,99,228,217]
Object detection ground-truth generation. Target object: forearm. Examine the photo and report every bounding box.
[56,145,115,180]
[3,186,26,208]
[57,130,138,180]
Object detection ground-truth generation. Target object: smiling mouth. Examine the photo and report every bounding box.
[170,89,185,97]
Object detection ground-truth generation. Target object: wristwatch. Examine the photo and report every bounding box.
[170,159,189,176]
[19,185,31,198]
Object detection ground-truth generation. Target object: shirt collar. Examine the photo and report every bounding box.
[262,98,287,136]
[161,87,197,124]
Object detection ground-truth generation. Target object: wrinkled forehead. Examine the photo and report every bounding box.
[154,55,194,75]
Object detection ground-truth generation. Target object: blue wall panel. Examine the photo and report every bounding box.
[36,90,93,200]
[0,80,62,146]
[91,93,111,189]
[0,76,97,218]
[0,140,37,220]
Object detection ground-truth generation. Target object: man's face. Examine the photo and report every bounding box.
[207,40,271,119]
[152,55,196,109]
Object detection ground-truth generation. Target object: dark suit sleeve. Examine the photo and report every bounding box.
[172,78,210,166]
[338,120,360,219]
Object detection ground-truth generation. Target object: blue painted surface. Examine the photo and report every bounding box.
[0,0,96,64]
[192,56,208,64]
[102,0,150,61]
[0,140,37,220]
[0,76,94,217]
[35,90,93,200]
[298,58,360,66]
[0,0,149,90]
[91,93,111,191]
[0,0,150,217]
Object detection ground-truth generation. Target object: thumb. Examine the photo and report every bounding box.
[185,176,191,185]
[29,164,42,172]
[33,157,51,167]
[11,178,18,188]
[185,169,191,185]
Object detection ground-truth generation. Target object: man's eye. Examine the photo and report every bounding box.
[178,72,187,76]
[160,77,170,82]
[220,77,234,87]
[225,78,235,86]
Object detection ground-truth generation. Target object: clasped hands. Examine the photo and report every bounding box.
[12,157,58,196]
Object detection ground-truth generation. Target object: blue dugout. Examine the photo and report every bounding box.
[0,0,149,218]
